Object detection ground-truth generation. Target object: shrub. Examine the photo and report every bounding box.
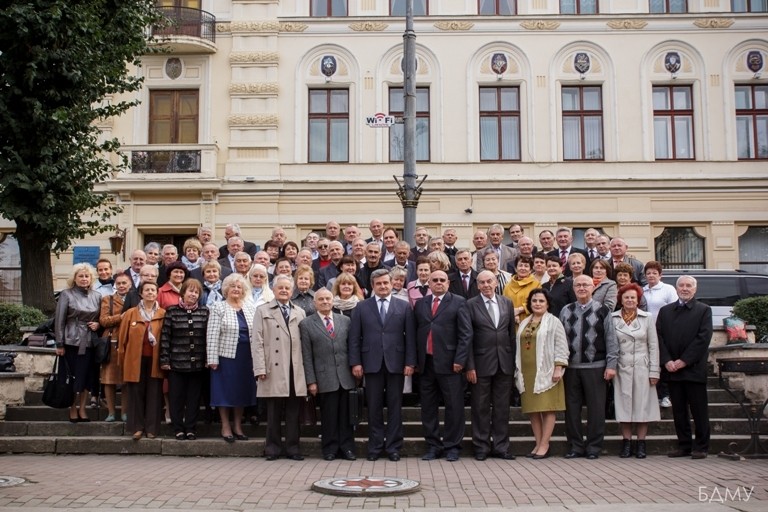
[0,303,48,345]
[733,296,768,343]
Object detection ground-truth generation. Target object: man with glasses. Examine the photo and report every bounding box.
[413,270,471,462]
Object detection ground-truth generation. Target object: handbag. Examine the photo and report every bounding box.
[348,386,365,427]
[42,356,75,409]
[92,296,113,364]
[299,395,317,427]
[0,352,16,372]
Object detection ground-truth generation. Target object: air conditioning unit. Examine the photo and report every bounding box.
[169,151,200,172]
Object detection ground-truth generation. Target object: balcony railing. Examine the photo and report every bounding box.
[152,6,215,44]
[130,148,201,173]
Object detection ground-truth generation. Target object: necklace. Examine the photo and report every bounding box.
[621,309,637,325]
[524,319,541,350]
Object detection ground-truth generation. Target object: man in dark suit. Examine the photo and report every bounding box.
[383,241,417,283]
[608,237,646,287]
[479,224,518,272]
[355,242,385,297]
[300,289,357,461]
[349,269,416,461]
[547,227,588,277]
[657,275,713,459]
[317,241,345,289]
[217,223,258,259]
[449,249,479,299]
[409,226,430,262]
[413,270,471,462]
[217,237,244,274]
[190,242,232,283]
[458,270,517,461]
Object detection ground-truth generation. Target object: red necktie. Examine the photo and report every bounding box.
[560,250,567,266]
[324,316,334,337]
[427,297,440,355]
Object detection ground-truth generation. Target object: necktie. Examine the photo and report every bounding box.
[589,249,596,260]
[379,298,387,323]
[462,274,469,292]
[560,250,567,266]
[132,272,140,287]
[324,316,334,337]
[427,297,440,355]
[487,299,497,328]
[280,304,290,324]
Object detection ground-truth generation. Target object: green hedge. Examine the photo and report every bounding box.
[0,303,48,345]
[733,296,768,343]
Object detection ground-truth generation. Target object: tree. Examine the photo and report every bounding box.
[0,1,162,313]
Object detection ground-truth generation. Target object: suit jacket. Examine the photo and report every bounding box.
[448,269,479,299]
[656,298,713,383]
[409,246,430,262]
[252,300,307,397]
[610,257,647,287]
[413,293,471,374]
[299,313,355,394]
[217,256,235,273]
[218,241,258,260]
[458,294,516,377]
[548,247,589,277]
[318,262,341,289]
[478,244,519,273]
[348,295,417,374]
[383,259,417,283]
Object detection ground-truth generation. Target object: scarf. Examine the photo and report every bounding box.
[139,301,159,346]
[333,295,359,311]
[98,277,114,287]
[204,280,223,306]
[179,298,199,311]
[252,288,263,303]
[181,255,200,271]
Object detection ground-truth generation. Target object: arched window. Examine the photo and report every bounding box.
[654,227,705,269]
[0,234,22,303]
[739,226,768,273]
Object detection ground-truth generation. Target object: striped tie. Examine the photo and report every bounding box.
[325,316,334,337]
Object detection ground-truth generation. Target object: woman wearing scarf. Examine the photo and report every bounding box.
[247,264,274,307]
[181,238,203,271]
[160,279,209,440]
[504,256,540,325]
[200,260,225,307]
[590,259,618,310]
[118,281,166,440]
[331,272,362,317]
[98,273,132,422]
[94,259,115,297]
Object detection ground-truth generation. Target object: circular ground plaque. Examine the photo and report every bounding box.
[0,476,25,488]
[312,476,420,496]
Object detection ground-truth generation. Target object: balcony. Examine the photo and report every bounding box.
[151,6,216,54]
[119,144,218,180]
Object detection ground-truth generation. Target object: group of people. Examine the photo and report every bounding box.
[52,221,713,460]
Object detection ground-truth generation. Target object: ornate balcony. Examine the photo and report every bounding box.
[151,6,216,54]
[120,144,218,179]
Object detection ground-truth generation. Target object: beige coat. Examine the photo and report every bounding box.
[252,300,307,397]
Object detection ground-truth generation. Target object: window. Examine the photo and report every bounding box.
[654,227,705,269]
[0,234,21,304]
[311,0,347,16]
[389,87,430,161]
[735,85,768,159]
[149,90,199,144]
[560,0,598,14]
[732,0,767,12]
[739,226,768,273]
[308,89,349,163]
[649,0,687,13]
[479,87,520,161]
[391,0,427,15]
[562,86,603,160]
[653,85,694,160]
[479,0,516,14]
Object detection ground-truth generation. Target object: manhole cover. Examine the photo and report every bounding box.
[0,476,25,488]
[312,476,419,496]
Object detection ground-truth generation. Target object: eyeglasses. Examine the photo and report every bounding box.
[431,278,447,283]
[318,245,329,249]
[573,283,592,288]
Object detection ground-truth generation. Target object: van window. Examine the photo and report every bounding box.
[692,277,741,307]
[746,277,768,297]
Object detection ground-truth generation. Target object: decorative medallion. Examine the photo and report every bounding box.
[574,52,591,75]
[433,21,474,31]
[312,476,420,497]
[321,56,337,78]
[747,51,764,73]
[165,58,182,80]
[279,22,309,32]
[491,53,508,75]
[693,18,734,29]
[606,19,647,30]
[665,52,681,74]
[520,20,560,31]
[349,21,388,31]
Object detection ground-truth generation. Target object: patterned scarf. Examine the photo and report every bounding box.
[139,301,159,346]
[204,281,223,306]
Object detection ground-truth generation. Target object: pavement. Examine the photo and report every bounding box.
[0,453,766,511]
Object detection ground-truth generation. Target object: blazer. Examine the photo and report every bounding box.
[406,279,432,308]
[218,240,259,260]
[383,259,418,283]
[252,300,307,397]
[205,300,257,365]
[99,293,126,341]
[592,278,618,311]
[348,295,417,374]
[448,269,479,299]
[656,298,713,383]
[458,293,516,377]
[300,313,355,394]
[413,292,471,374]
[548,247,589,277]
[118,305,166,382]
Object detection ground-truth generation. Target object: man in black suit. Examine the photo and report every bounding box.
[442,228,459,259]
[218,223,258,259]
[547,227,588,277]
[190,242,232,283]
[413,270,471,462]
[217,236,244,274]
[458,270,516,461]
[349,269,416,461]
[657,275,713,459]
[449,249,479,299]
[383,241,417,283]
[156,244,179,287]
[317,241,345,289]
[409,226,430,262]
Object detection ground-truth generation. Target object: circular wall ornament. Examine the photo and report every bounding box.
[165,58,183,80]
[312,476,420,497]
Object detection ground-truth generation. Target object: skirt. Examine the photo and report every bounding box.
[210,341,257,408]
[99,340,122,385]
[64,345,96,393]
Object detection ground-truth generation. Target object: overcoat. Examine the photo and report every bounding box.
[118,305,166,382]
[252,300,307,397]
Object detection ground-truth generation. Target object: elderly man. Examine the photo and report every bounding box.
[384,240,417,282]
[304,232,320,259]
[157,244,180,286]
[366,219,385,246]
[506,236,535,273]
[218,223,258,259]
[325,221,342,242]
[271,227,287,250]
[547,228,588,278]
[317,241,346,289]
[409,226,430,261]
[583,228,601,262]
[657,276,713,459]
[356,242,385,296]
[609,238,646,286]
[442,228,459,258]
[470,230,488,270]
[559,274,618,460]
[218,236,244,273]
[595,235,611,260]
[459,270,516,460]
[449,249,479,299]
[197,226,213,245]
[190,242,232,282]
[480,224,518,272]
[506,224,524,248]
[538,230,556,253]
[343,225,360,254]
[126,250,147,288]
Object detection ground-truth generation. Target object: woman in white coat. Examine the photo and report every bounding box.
[611,283,660,459]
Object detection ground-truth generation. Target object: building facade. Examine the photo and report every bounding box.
[2,0,767,294]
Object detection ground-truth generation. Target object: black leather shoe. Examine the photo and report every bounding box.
[287,454,304,461]
[388,452,401,462]
[323,454,336,461]
[564,451,583,459]
[421,449,443,461]
[234,433,249,441]
[667,449,691,458]
[366,453,380,461]
[635,440,647,459]
[586,453,599,460]
[446,450,460,462]
[342,450,357,461]
[493,452,516,460]
[532,450,550,460]
[222,435,235,444]
[691,451,708,459]
[265,454,278,461]
[525,452,536,459]
[474,453,488,461]
[619,439,632,458]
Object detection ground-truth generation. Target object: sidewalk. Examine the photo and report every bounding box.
[0,453,764,511]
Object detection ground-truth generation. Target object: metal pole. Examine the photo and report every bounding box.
[400,0,418,243]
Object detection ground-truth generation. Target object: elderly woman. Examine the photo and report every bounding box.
[99,273,132,422]
[503,256,540,324]
[427,251,451,273]
[567,252,587,280]
[281,241,300,270]
[389,267,410,302]
[291,264,316,315]
[331,272,362,317]
[541,255,576,318]
[55,263,102,422]
[515,288,569,459]
[612,283,660,459]
[181,238,203,271]
[200,260,224,307]
[532,252,550,286]
[253,274,308,461]
[590,259,618,310]
[247,263,274,308]
[157,261,189,309]
[613,263,648,312]
[160,279,209,440]
[118,281,166,440]
[273,257,293,279]
[482,249,512,296]
[207,273,258,442]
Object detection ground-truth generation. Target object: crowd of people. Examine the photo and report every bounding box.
[53,221,713,460]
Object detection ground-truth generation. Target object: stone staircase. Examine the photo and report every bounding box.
[0,377,761,458]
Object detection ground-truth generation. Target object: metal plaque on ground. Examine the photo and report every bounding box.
[312,476,420,496]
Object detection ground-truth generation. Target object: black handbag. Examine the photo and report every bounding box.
[348,386,364,427]
[42,356,75,409]
[92,297,112,364]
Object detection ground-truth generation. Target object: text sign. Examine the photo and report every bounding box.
[366,113,396,128]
